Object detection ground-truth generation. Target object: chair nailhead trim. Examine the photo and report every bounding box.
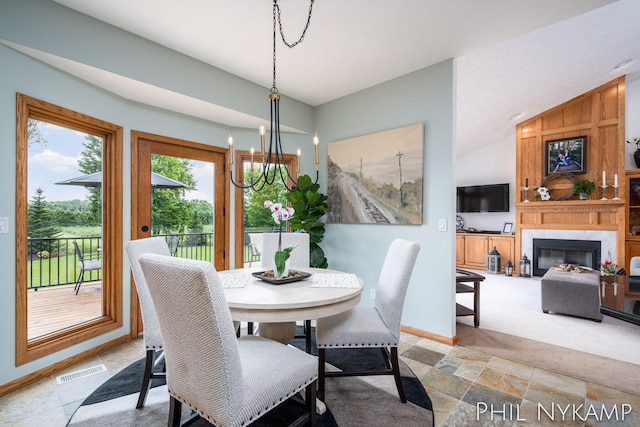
[168,376,317,426]
[319,342,397,347]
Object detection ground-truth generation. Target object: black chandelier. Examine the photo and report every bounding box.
[229,0,319,192]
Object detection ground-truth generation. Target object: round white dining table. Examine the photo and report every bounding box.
[218,267,363,344]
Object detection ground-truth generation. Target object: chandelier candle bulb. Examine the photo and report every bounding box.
[259,126,265,158]
[250,147,255,171]
[314,133,319,164]
[228,135,233,165]
[297,148,301,173]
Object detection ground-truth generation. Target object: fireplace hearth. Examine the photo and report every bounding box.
[532,238,601,277]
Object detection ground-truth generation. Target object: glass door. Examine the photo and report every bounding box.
[131,131,228,337]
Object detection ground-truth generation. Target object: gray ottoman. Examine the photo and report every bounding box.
[540,269,603,322]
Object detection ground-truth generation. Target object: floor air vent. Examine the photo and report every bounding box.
[56,364,107,384]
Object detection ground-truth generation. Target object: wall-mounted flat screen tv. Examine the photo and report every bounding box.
[456,183,509,213]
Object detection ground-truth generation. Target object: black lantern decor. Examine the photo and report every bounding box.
[505,260,514,276]
[487,246,502,274]
[519,254,531,278]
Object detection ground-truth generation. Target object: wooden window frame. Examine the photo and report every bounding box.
[15,94,123,365]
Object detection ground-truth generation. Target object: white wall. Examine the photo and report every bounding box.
[316,61,457,339]
[455,133,516,231]
[0,0,314,387]
[0,0,457,388]
[5,0,633,390]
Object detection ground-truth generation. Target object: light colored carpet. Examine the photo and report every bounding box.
[455,270,640,364]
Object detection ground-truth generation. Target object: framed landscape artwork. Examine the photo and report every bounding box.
[327,123,424,224]
[545,136,587,176]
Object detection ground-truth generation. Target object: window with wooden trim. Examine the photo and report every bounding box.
[15,94,123,365]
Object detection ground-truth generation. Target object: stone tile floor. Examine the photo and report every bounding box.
[1,331,639,426]
[399,333,640,427]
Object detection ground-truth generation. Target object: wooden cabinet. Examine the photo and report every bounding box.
[626,171,640,273]
[625,240,640,274]
[489,235,516,266]
[627,171,640,237]
[456,233,515,272]
[456,234,466,265]
[464,235,489,269]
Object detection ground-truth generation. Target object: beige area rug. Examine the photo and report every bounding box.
[456,323,640,396]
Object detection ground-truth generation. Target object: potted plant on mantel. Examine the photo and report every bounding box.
[573,179,596,200]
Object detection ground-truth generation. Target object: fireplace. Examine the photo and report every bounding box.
[532,238,601,277]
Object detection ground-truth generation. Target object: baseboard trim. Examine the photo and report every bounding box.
[0,335,131,397]
[401,324,457,346]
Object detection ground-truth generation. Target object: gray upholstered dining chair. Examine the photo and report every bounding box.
[315,238,420,402]
[260,232,310,270]
[124,236,171,409]
[138,253,317,427]
[254,232,312,348]
[247,232,263,266]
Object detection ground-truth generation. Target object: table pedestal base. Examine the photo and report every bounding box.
[257,321,297,344]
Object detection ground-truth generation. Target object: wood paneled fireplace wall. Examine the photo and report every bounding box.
[515,77,626,274]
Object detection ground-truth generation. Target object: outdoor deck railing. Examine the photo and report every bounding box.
[27,233,213,290]
[27,236,101,290]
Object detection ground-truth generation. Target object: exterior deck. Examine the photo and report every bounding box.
[28,282,102,339]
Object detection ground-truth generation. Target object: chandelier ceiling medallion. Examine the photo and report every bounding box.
[229,0,318,191]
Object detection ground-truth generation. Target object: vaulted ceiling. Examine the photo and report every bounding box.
[42,0,640,156]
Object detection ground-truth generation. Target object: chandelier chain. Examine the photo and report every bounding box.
[229,0,319,192]
[272,0,315,90]
[275,0,315,49]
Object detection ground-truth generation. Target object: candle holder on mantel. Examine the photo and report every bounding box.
[523,186,530,202]
[613,184,620,200]
[600,183,608,200]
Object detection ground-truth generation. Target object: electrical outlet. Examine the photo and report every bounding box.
[370,289,376,300]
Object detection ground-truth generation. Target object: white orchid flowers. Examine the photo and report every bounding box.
[264,201,295,224]
[264,200,297,277]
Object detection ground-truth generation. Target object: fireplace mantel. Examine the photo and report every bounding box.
[515,199,625,274]
[516,199,624,230]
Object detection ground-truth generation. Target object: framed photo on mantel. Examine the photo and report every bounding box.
[545,136,587,176]
[502,222,513,234]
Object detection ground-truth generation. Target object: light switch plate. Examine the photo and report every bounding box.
[0,217,8,234]
[438,218,447,231]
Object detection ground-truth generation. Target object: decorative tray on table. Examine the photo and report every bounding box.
[251,270,312,284]
[552,264,593,273]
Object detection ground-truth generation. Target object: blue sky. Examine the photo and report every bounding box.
[28,122,214,203]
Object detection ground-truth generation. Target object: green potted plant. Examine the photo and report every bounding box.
[573,179,596,200]
[286,175,329,268]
